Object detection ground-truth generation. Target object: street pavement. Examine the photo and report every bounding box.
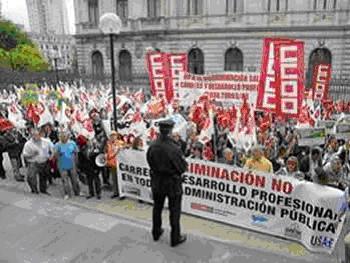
[0,153,345,263]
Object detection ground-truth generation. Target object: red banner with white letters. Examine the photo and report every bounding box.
[167,53,188,100]
[312,63,331,102]
[146,51,168,99]
[146,51,188,103]
[257,38,304,118]
[274,41,304,118]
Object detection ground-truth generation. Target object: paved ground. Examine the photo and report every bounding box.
[0,153,346,263]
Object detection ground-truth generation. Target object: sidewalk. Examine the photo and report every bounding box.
[0,165,342,263]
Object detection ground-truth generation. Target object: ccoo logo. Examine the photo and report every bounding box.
[310,235,334,249]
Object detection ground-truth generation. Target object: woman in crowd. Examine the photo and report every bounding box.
[54,130,81,200]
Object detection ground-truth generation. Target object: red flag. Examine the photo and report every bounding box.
[27,104,40,125]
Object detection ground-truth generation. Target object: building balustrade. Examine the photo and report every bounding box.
[76,9,350,35]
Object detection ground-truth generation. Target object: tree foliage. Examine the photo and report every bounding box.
[0,19,49,71]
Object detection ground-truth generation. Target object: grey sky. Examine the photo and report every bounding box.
[1,0,76,34]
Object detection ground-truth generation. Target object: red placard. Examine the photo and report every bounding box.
[146,51,168,98]
[257,38,293,113]
[167,53,188,101]
[257,38,304,118]
[312,63,331,101]
[146,51,188,103]
[274,41,304,118]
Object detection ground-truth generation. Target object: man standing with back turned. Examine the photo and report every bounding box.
[146,119,188,247]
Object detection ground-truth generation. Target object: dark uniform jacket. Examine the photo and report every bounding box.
[147,135,188,196]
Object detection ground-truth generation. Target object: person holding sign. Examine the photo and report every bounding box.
[276,156,304,180]
[146,119,188,247]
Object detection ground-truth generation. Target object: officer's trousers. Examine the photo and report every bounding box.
[152,192,182,243]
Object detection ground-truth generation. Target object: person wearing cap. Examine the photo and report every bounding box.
[77,135,101,200]
[244,145,273,173]
[106,130,125,199]
[146,119,188,247]
[22,128,54,195]
[54,131,81,200]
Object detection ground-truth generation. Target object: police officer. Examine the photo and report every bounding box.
[146,119,188,247]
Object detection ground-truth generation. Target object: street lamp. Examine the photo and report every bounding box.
[99,13,122,131]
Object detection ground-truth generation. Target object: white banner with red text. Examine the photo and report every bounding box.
[178,72,259,107]
[117,149,347,254]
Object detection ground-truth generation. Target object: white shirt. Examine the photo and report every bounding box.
[22,138,54,164]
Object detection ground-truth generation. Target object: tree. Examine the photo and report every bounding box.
[0,19,49,71]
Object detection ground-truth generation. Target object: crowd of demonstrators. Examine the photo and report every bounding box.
[1,84,350,204]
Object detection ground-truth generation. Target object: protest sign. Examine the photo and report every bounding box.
[118,150,346,254]
[312,64,331,101]
[333,123,350,140]
[178,72,259,107]
[296,127,326,146]
[146,51,188,103]
[257,38,304,118]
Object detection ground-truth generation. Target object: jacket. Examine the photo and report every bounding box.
[146,135,188,195]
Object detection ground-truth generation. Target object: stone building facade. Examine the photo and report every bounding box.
[73,0,350,89]
[26,0,70,35]
[29,33,76,71]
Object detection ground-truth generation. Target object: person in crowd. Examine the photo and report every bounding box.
[3,127,25,181]
[172,132,186,154]
[272,145,287,172]
[276,156,304,180]
[190,142,203,160]
[77,135,101,200]
[131,136,144,151]
[185,130,198,157]
[300,147,323,181]
[106,131,124,199]
[337,138,350,165]
[235,149,246,168]
[22,128,54,195]
[146,119,188,247]
[244,145,273,173]
[54,130,81,199]
[322,156,345,189]
[219,147,235,165]
[91,110,110,187]
[323,135,339,165]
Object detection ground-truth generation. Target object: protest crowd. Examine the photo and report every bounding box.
[1,40,350,253]
[0,81,350,200]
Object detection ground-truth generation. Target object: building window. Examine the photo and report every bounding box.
[147,0,160,18]
[224,47,243,71]
[306,48,332,88]
[88,0,99,26]
[226,0,243,14]
[188,48,204,74]
[313,0,336,10]
[119,50,132,81]
[187,0,203,16]
[91,51,104,76]
[117,0,128,20]
[267,0,288,12]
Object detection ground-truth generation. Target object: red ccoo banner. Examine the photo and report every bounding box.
[146,51,188,103]
[312,63,331,102]
[274,41,304,118]
[257,38,304,118]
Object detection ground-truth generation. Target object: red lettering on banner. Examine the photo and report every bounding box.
[312,64,331,101]
[271,178,293,194]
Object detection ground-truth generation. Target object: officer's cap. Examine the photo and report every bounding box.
[157,119,175,129]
